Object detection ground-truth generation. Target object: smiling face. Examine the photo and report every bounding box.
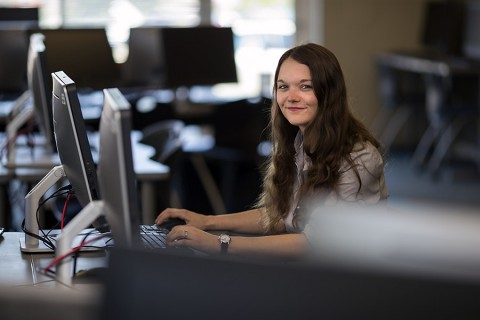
[276,58,318,133]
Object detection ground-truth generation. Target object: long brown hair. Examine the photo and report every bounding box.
[257,43,381,232]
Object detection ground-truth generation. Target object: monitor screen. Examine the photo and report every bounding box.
[0,7,39,29]
[39,28,121,90]
[51,71,107,231]
[125,27,166,87]
[98,88,142,248]
[27,33,56,152]
[161,26,237,88]
[0,29,29,94]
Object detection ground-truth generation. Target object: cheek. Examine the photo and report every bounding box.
[276,92,286,106]
[306,93,319,106]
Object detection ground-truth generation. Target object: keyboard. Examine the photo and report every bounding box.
[140,224,169,249]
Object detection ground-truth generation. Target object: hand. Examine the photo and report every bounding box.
[155,208,210,230]
[167,225,220,254]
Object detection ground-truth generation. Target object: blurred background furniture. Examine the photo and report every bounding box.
[376,52,480,176]
[374,0,480,177]
[140,119,185,211]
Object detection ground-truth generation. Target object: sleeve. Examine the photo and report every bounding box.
[302,143,389,242]
[334,142,388,204]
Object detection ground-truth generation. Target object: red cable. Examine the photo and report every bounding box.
[43,233,109,276]
[60,193,72,230]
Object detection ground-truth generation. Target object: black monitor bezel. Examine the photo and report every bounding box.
[37,28,121,90]
[161,26,238,88]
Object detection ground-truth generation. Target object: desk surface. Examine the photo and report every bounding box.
[0,232,108,287]
[0,232,105,320]
[0,131,169,181]
[376,50,480,76]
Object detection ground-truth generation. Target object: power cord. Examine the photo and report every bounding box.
[21,184,73,250]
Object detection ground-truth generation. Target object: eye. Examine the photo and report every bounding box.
[301,84,313,90]
[277,84,288,90]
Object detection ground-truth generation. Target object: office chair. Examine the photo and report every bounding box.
[412,72,479,176]
[140,119,185,210]
[130,96,176,131]
[372,59,426,153]
[201,97,271,212]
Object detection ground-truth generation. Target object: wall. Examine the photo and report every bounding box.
[296,0,428,128]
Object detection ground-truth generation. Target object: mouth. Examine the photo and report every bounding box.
[286,106,306,111]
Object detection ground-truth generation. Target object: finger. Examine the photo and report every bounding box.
[166,227,189,242]
[168,238,188,247]
[155,208,177,224]
[167,229,190,246]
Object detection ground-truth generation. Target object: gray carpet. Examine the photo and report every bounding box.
[384,151,480,212]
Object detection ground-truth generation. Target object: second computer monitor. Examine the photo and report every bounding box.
[98,88,142,248]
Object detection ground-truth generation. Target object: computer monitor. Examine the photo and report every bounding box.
[37,28,121,90]
[161,26,237,88]
[51,71,108,230]
[98,88,142,248]
[27,33,56,152]
[124,27,166,87]
[0,7,39,29]
[53,87,143,285]
[0,29,29,94]
[21,71,108,252]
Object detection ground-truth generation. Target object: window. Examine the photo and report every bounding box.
[4,0,295,99]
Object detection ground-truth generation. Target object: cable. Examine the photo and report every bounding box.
[72,228,99,276]
[21,184,73,250]
[60,193,73,230]
[37,186,73,248]
[43,232,110,276]
[0,125,34,160]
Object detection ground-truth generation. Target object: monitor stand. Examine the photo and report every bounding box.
[19,165,106,253]
[5,92,34,167]
[3,91,57,170]
[55,200,105,287]
[20,165,65,252]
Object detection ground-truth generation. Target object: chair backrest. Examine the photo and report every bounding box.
[140,119,185,165]
[212,97,271,158]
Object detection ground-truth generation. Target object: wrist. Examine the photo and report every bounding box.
[204,214,219,230]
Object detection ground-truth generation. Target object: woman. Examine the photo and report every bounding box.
[155,43,388,259]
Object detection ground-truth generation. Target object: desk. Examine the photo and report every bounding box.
[376,51,480,172]
[0,232,107,286]
[0,232,105,320]
[0,131,169,227]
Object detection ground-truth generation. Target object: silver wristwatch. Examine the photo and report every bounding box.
[218,234,231,255]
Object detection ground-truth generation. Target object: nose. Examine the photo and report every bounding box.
[287,89,301,102]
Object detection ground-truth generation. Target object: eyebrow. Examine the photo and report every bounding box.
[276,79,312,83]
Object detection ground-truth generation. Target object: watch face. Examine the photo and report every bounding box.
[219,234,230,243]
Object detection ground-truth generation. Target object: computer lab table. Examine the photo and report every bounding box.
[1,131,169,225]
[0,231,106,320]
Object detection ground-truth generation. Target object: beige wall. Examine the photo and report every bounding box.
[297,0,428,128]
